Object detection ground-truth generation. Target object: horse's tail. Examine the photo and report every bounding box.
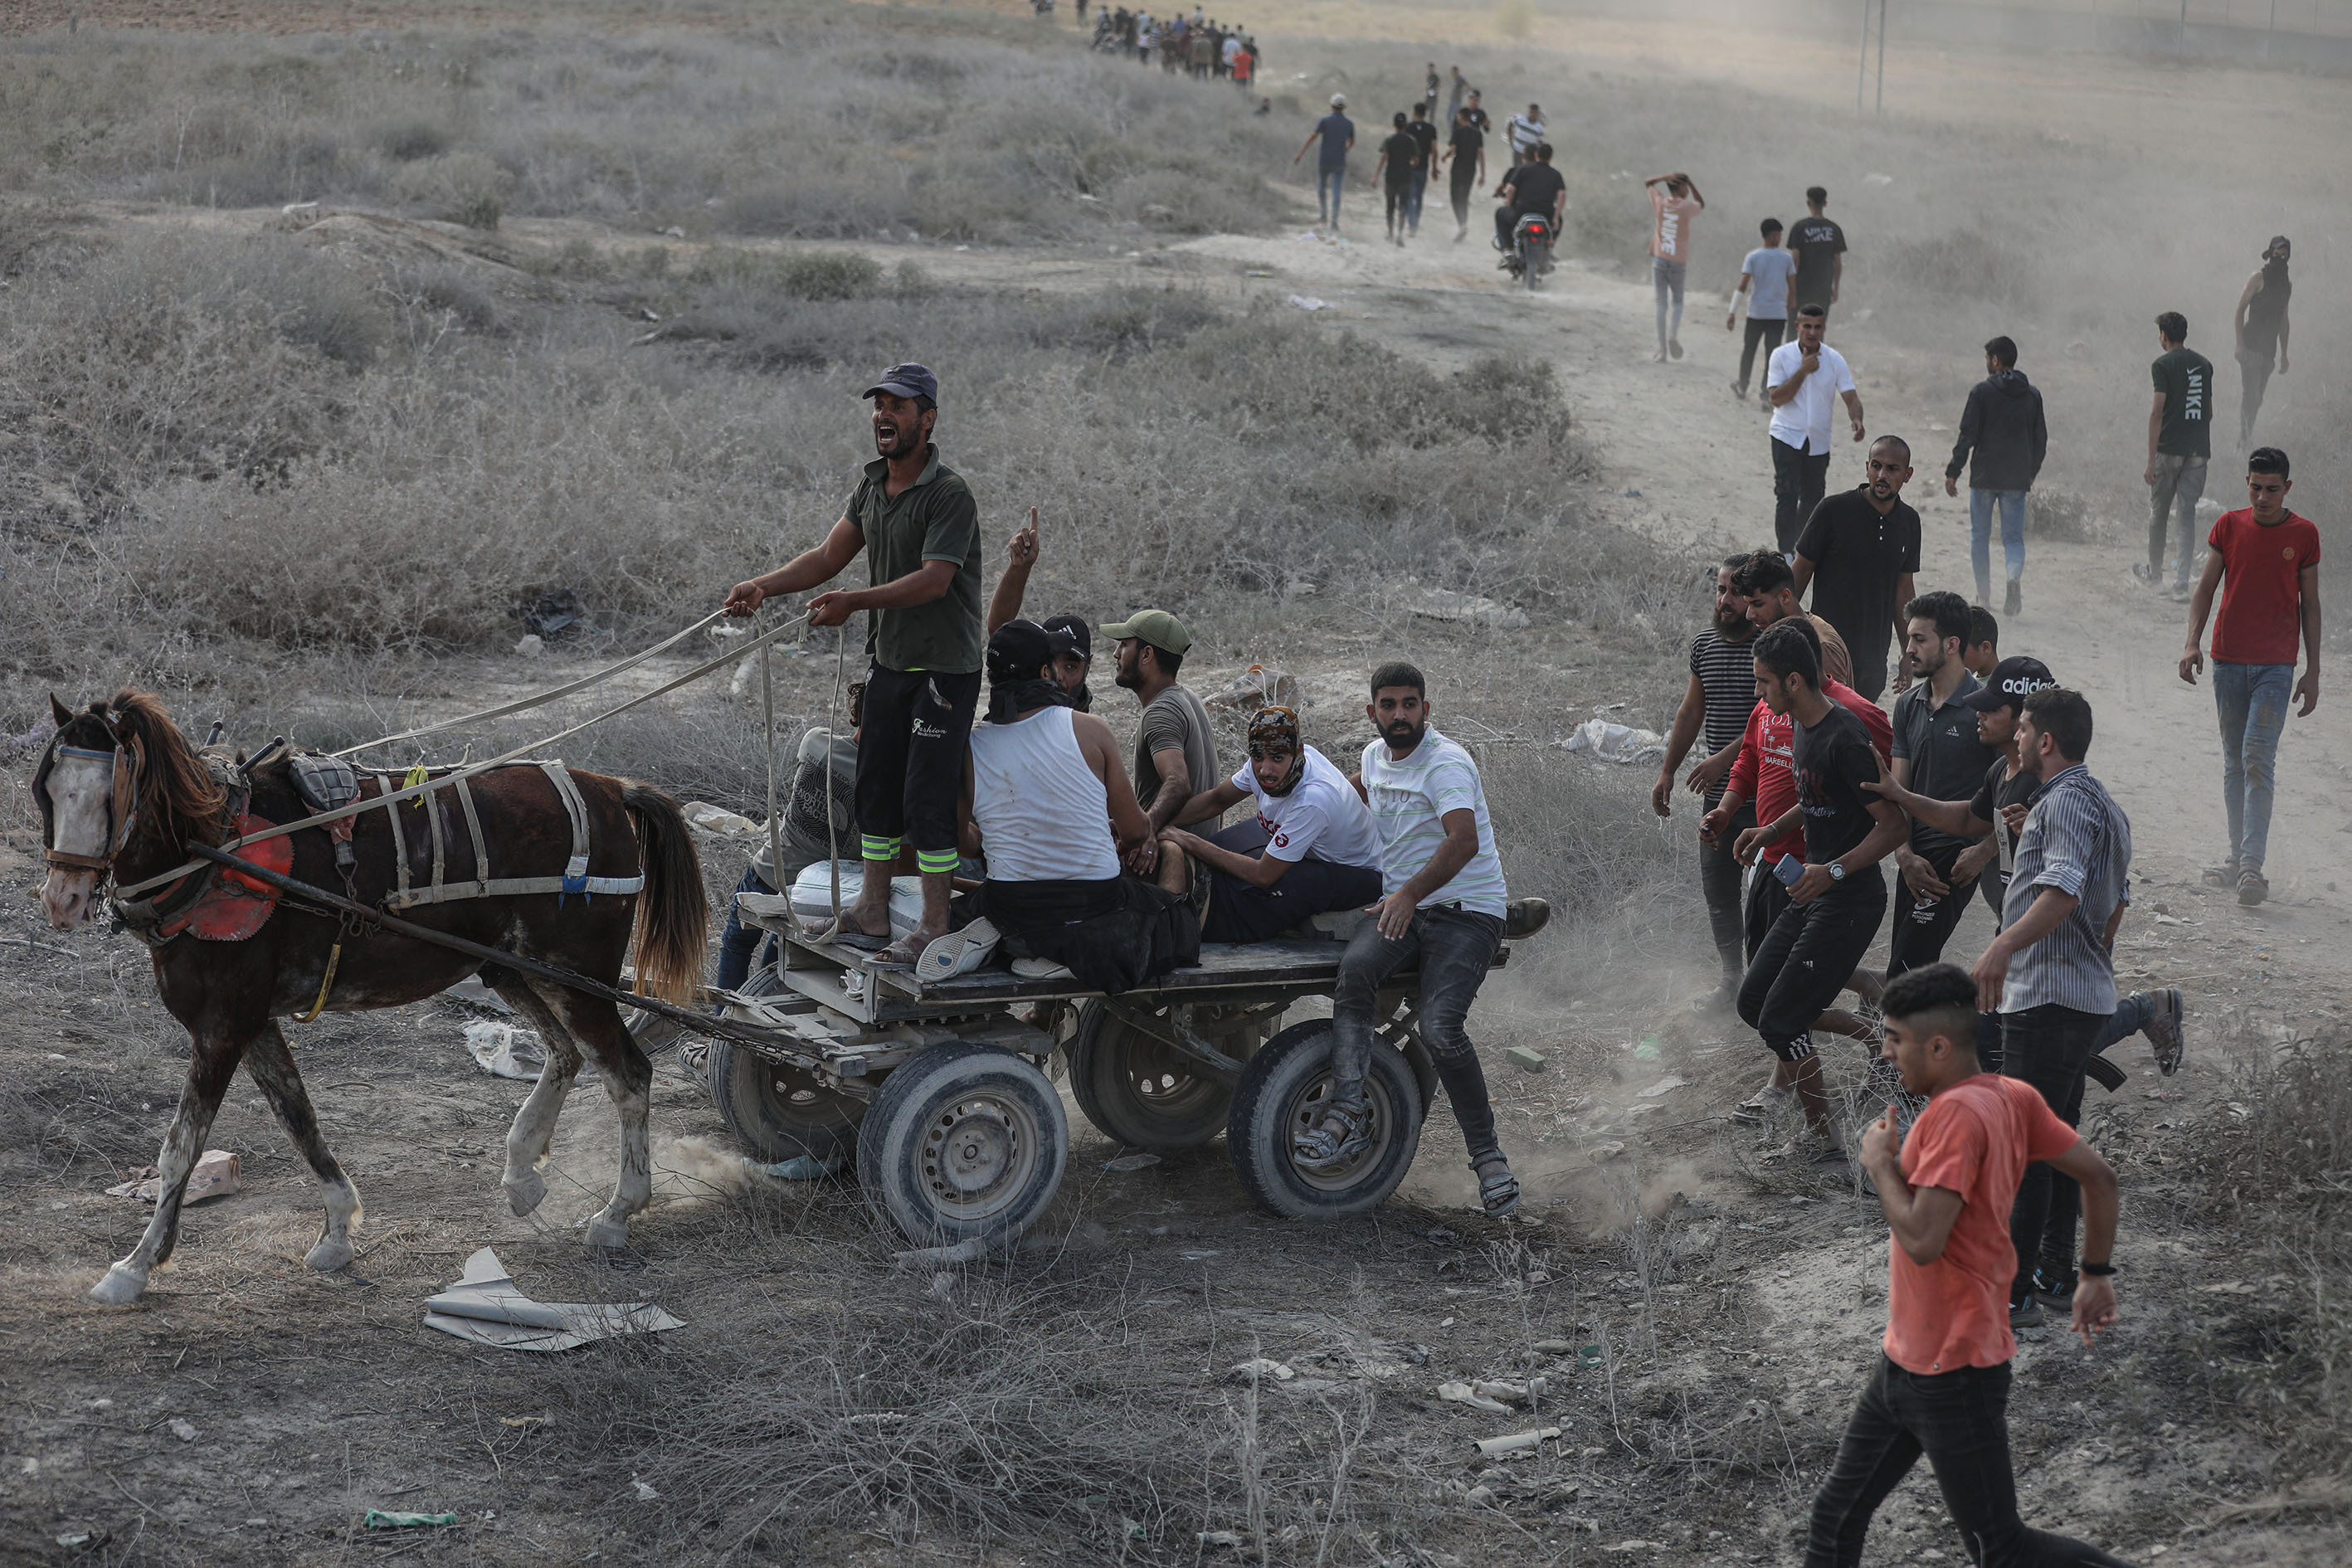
[621,781,708,1009]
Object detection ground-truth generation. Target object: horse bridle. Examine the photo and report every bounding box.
[36,725,147,883]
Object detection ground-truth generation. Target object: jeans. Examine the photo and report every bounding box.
[1317,163,1346,224]
[1807,1356,2133,1568]
[2146,454,2205,585]
[1405,165,1428,231]
[1652,257,1687,348]
[1974,990,2152,1078]
[2213,660,2291,872]
[1887,842,1974,977]
[1330,904,1503,1164]
[1700,797,1755,985]
[713,864,779,995]
[1772,436,1832,557]
[1383,178,1410,233]
[1970,489,2028,602]
[1739,876,1887,1063]
[1999,1003,2105,1301]
[1736,315,1785,396]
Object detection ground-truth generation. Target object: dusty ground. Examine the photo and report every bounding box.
[6,7,2352,1567]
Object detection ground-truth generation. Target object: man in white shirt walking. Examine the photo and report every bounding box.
[1296,663,1524,1217]
[1767,303,1867,556]
[1505,103,1546,167]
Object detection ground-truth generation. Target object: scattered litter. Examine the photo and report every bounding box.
[1178,1249,1223,1262]
[166,1418,198,1442]
[1637,1076,1687,1098]
[282,200,319,215]
[518,588,588,639]
[955,244,970,252]
[1587,1142,1626,1163]
[1862,172,1894,185]
[443,975,513,1013]
[1288,294,1332,309]
[1473,1378,1542,1406]
[1561,718,1665,764]
[1426,1227,1459,1245]
[1410,587,1528,630]
[662,226,685,238]
[463,1021,546,1082]
[1438,1381,1515,1415]
[1473,1425,1563,1456]
[1232,1358,1296,1384]
[364,1512,456,1530]
[2153,913,2197,927]
[1600,1542,1663,1554]
[55,1531,106,1549]
[1102,1152,1163,1172]
[682,801,759,835]
[707,621,750,641]
[1506,1046,1547,1072]
[1439,1317,1455,1327]
[1532,1339,1576,1355]
[421,1248,686,1352]
[891,1237,991,1269]
[498,1415,550,1429]
[1634,1036,1663,1061]
[108,1151,240,1205]
[513,634,544,659]
[1578,1344,1605,1369]
[762,1153,843,1181]
[631,1480,659,1502]
[1204,663,1300,712]
[1199,1530,1246,1549]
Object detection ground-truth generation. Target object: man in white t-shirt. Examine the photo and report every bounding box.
[1160,707,1385,943]
[1297,663,1527,1218]
[1505,104,1546,166]
[1766,303,1867,556]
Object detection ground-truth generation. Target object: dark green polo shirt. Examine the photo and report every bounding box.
[844,447,982,674]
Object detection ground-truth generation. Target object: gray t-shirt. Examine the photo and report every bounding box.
[1134,684,1220,814]
[752,727,859,882]
[1741,246,1797,319]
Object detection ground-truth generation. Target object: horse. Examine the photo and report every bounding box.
[33,690,708,1305]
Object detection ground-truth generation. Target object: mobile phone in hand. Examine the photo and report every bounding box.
[1774,855,1804,888]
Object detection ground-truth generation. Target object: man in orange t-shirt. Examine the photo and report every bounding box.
[1807,963,2130,1567]
[2178,445,2322,908]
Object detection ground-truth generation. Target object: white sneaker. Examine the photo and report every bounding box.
[915,918,1002,982]
[1010,955,1075,981]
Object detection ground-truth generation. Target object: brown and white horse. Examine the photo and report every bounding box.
[34,691,707,1305]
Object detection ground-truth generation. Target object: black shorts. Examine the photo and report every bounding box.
[1744,854,1793,964]
[855,665,980,874]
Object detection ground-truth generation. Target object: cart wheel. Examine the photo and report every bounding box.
[1226,1020,1422,1220]
[856,1043,1068,1247]
[1066,1000,1251,1150]
[707,1040,864,1166]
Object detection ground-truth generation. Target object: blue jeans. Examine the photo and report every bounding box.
[713,864,778,996]
[2147,454,2205,584]
[1317,163,1346,224]
[1652,257,1687,348]
[1405,165,1428,231]
[1329,904,1503,1164]
[1969,488,2028,601]
[2214,660,2291,871]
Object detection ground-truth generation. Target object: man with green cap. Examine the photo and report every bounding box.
[1104,607,1221,880]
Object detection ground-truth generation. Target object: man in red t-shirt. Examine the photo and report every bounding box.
[1808,963,2128,1567]
[2178,446,2322,907]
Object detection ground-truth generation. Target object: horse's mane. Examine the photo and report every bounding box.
[104,689,226,854]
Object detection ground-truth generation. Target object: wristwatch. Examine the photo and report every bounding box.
[1828,861,1847,883]
[2078,1259,2117,1278]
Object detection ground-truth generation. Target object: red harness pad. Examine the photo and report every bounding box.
[164,814,295,942]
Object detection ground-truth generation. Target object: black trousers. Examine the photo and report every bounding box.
[1887,840,1975,977]
[2238,349,2275,440]
[1807,1356,2133,1568]
[1199,822,1382,944]
[1701,797,1755,984]
[1772,436,1831,557]
[1738,874,1886,1062]
[1449,160,1478,225]
[855,665,981,869]
[1736,315,1785,395]
[1999,1003,2105,1297]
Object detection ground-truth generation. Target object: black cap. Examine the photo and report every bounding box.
[986,619,1054,684]
[861,363,938,404]
[1964,656,2057,712]
[1040,612,1091,660]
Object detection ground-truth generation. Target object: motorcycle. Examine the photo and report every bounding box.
[1503,212,1555,291]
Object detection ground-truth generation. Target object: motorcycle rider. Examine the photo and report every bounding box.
[1493,141,1566,270]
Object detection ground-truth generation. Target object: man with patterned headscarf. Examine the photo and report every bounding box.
[1157,707,1385,943]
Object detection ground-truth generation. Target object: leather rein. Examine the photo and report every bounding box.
[38,723,240,942]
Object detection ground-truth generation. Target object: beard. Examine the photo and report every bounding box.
[1381,718,1429,752]
[1715,601,1751,635]
[1113,661,1142,692]
[873,420,922,460]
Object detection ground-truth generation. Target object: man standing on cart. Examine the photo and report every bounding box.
[1297,663,1523,1218]
[723,363,986,970]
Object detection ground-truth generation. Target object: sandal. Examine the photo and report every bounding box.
[861,932,933,971]
[806,914,892,952]
[2237,869,2269,908]
[1293,1103,1373,1172]
[2201,861,2239,889]
[1474,1160,1521,1218]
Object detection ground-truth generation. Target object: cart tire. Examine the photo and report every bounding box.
[1066,1000,1240,1150]
[707,1039,864,1166]
[1226,1020,1423,1220]
[856,1044,1068,1247]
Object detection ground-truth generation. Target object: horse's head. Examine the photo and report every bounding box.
[35,691,222,929]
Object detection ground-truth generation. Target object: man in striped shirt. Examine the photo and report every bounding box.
[1968,688,2132,1328]
[1654,555,1761,1006]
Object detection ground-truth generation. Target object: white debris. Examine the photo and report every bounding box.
[1409,587,1529,630]
[1438,1381,1514,1415]
[1288,294,1332,310]
[1637,1076,1688,1098]
[107,1151,240,1205]
[167,1418,199,1443]
[1473,1425,1564,1456]
[423,1249,686,1352]
[1231,1358,1295,1385]
[682,801,760,835]
[514,634,544,658]
[1560,718,1667,764]
[463,1021,546,1082]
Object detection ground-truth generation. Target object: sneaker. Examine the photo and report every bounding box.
[1804,1136,1849,1166]
[2009,1294,2046,1329]
[1690,977,1739,1015]
[2238,868,2269,907]
[2201,861,2239,888]
[2030,1268,2077,1312]
[2131,562,2159,586]
[1502,898,1551,940]
[1652,348,1668,363]
[2145,987,2186,1075]
[2003,580,2022,616]
[1731,380,1747,398]
[2168,580,2194,602]
[1731,1085,1792,1125]
[1668,338,1684,360]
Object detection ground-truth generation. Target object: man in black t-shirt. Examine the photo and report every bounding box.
[1794,436,1921,703]
[1789,186,1847,319]
[1442,106,1486,241]
[1736,622,1908,1161]
[1372,113,1423,246]
[1404,103,1440,239]
[1493,143,1566,252]
[1885,591,1997,977]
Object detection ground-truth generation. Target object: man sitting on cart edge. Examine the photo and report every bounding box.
[957,620,1201,994]
[723,363,986,971]
[1298,662,1545,1219]
[1156,705,1385,943]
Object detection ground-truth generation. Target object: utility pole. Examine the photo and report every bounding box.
[1877,0,1887,115]
[1857,0,1870,114]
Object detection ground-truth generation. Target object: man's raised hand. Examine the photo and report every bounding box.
[1008,507,1040,569]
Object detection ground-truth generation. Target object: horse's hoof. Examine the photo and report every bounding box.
[304,1236,354,1273]
[89,1264,147,1306]
[583,1218,631,1254]
[504,1171,548,1218]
